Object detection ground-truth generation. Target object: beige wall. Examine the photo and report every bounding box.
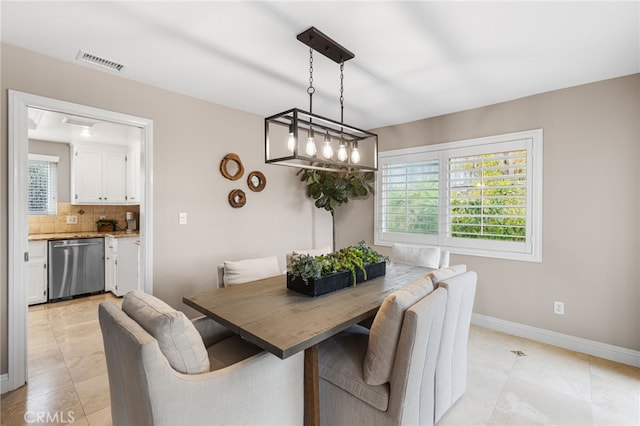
[1,44,332,374]
[338,74,640,352]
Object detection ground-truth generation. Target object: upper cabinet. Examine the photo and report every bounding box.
[72,142,139,205]
[126,143,141,204]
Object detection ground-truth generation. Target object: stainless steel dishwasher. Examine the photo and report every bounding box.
[48,238,105,301]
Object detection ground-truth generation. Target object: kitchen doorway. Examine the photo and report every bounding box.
[7,91,154,392]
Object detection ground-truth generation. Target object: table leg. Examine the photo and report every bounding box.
[304,345,320,426]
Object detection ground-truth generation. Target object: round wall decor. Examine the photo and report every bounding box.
[247,171,266,192]
[220,153,245,181]
[228,189,246,208]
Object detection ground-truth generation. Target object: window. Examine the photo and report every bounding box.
[28,154,59,215]
[375,129,542,262]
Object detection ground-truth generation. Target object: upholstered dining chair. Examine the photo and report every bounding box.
[216,255,281,287]
[390,243,450,269]
[318,277,447,426]
[432,270,478,422]
[99,291,303,425]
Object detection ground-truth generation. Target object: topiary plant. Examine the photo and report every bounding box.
[297,168,375,251]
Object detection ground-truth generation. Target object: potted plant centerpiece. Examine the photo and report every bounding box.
[288,241,388,297]
[96,218,118,232]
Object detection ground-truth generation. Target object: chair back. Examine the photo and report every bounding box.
[387,287,447,425]
[217,255,280,287]
[99,302,157,425]
[435,271,478,421]
[391,243,449,268]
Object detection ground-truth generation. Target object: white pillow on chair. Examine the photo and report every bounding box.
[122,290,210,374]
[223,256,281,286]
[363,276,434,385]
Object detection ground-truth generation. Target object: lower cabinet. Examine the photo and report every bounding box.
[105,237,117,294]
[106,236,140,297]
[28,241,48,305]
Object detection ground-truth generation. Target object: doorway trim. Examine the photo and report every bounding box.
[7,90,154,392]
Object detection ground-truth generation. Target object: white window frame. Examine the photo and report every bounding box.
[375,129,543,262]
[28,153,59,215]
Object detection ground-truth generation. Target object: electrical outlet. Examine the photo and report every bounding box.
[554,301,565,315]
[99,215,106,220]
[179,212,187,225]
[66,215,78,224]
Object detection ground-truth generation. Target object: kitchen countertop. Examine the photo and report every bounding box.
[29,231,140,241]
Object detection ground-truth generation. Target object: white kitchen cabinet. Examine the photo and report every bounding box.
[105,236,117,294]
[107,236,140,297]
[28,240,48,305]
[126,143,140,204]
[72,143,127,204]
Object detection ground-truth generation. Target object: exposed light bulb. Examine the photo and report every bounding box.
[305,130,316,156]
[287,131,296,152]
[337,143,348,162]
[351,145,360,164]
[322,132,333,159]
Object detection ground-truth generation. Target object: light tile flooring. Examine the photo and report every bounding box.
[2,294,639,425]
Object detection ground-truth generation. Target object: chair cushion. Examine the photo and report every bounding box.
[207,335,263,371]
[319,325,390,411]
[363,276,434,385]
[122,290,210,374]
[391,243,441,268]
[425,264,467,285]
[223,256,281,286]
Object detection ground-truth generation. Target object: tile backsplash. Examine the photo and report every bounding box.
[29,202,140,234]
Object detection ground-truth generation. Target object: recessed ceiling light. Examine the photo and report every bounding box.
[76,50,125,72]
[62,116,97,128]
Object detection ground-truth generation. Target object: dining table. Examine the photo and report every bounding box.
[183,263,431,426]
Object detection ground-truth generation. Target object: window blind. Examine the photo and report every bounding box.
[447,149,527,242]
[379,158,439,235]
[28,155,59,215]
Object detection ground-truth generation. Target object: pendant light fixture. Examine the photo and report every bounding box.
[265,27,378,172]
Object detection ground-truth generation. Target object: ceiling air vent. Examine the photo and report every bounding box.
[76,50,125,72]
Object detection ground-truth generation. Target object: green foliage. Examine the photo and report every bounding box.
[290,254,323,284]
[96,218,118,226]
[290,241,388,285]
[297,168,375,214]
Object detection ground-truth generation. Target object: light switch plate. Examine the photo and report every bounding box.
[179,212,187,225]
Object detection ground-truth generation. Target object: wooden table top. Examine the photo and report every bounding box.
[183,264,430,359]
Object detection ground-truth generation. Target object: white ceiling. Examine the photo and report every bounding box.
[2,1,639,131]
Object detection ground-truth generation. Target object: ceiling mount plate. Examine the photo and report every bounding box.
[296,27,355,64]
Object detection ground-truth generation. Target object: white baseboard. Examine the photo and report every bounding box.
[1,373,8,394]
[472,313,640,368]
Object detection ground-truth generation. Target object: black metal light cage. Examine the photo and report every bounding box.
[265,108,378,172]
[264,27,378,172]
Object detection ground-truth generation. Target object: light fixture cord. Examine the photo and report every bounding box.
[308,47,315,113]
[340,60,344,125]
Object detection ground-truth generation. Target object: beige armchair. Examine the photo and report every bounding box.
[99,291,303,425]
[318,281,448,425]
[318,269,477,425]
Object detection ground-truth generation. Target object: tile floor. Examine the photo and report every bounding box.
[1,294,639,425]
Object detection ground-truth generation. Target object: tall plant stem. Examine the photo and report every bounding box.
[331,211,336,253]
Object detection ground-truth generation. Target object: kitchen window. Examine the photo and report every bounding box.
[375,129,543,262]
[28,154,59,215]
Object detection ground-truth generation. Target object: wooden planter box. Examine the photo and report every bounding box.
[287,261,387,297]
